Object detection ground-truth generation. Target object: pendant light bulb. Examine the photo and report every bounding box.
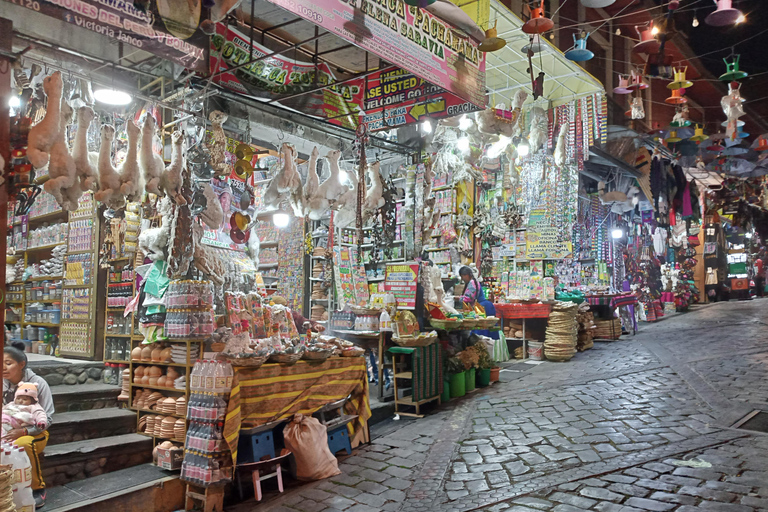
[517,141,530,157]
[457,137,470,152]
[692,15,699,27]
[459,115,472,131]
[615,28,621,35]
[651,26,659,36]
[736,13,746,24]
[421,119,432,134]
[8,96,20,109]
[273,212,290,228]
[93,88,133,106]
[612,228,623,239]
[338,170,349,184]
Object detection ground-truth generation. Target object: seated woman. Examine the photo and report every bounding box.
[3,343,53,508]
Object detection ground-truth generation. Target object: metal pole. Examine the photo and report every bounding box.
[0,17,11,365]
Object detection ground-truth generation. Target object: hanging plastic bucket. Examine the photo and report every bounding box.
[476,368,491,387]
[528,341,544,361]
[465,368,476,392]
[441,380,451,402]
[449,372,466,398]
[490,367,500,383]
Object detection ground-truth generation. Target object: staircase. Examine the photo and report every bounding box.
[27,357,173,511]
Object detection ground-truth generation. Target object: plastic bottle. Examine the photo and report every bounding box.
[213,363,226,394]
[203,361,215,392]
[223,363,233,394]
[190,361,202,392]
[16,447,32,488]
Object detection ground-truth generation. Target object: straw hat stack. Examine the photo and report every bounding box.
[593,318,621,340]
[176,396,187,416]
[544,301,578,362]
[174,419,186,441]
[576,304,595,352]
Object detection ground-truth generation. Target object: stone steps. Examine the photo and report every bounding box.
[41,434,153,488]
[51,383,122,412]
[48,408,137,446]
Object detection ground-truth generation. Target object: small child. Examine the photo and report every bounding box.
[2,383,48,436]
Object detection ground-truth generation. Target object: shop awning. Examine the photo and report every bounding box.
[484,0,604,108]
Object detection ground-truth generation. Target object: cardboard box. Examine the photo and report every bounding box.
[156,446,184,470]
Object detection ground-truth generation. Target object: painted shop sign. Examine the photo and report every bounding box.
[263,0,486,108]
[3,0,207,72]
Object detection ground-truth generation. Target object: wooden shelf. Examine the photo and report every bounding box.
[25,243,65,252]
[27,276,62,282]
[130,383,187,393]
[24,322,60,328]
[394,371,412,379]
[134,409,186,419]
[136,432,185,441]
[258,263,278,269]
[132,361,190,368]
[104,359,130,365]
[105,333,133,338]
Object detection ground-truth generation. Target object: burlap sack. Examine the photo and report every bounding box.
[283,414,341,481]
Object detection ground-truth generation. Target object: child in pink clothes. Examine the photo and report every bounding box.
[2,383,48,436]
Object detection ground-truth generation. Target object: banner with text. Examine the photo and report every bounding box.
[525,208,573,260]
[263,0,486,108]
[385,262,419,310]
[3,0,207,72]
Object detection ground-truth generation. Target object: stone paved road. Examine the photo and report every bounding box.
[240,300,768,512]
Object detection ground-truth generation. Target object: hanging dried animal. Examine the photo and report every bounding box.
[206,110,229,177]
[263,143,301,213]
[528,107,548,153]
[95,125,126,210]
[72,106,99,192]
[305,147,330,220]
[44,100,81,211]
[318,149,346,204]
[553,121,569,167]
[598,180,628,204]
[137,196,173,261]
[140,114,165,196]
[333,164,358,230]
[192,222,225,285]
[160,131,185,205]
[503,203,523,229]
[362,161,385,223]
[119,120,143,202]
[27,71,63,169]
[247,227,260,268]
[199,182,223,229]
[167,202,194,277]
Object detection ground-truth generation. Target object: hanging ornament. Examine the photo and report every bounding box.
[521,34,544,54]
[689,125,708,143]
[665,89,688,105]
[613,75,632,94]
[707,142,725,152]
[565,32,594,61]
[666,131,682,143]
[670,106,691,128]
[630,97,645,120]
[627,69,649,90]
[522,0,554,34]
[668,67,693,90]
[720,54,748,81]
[633,23,660,54]
[580,0,615,7]
[705,0,742,27]
[755,138,768,152]
[479,20,506,52]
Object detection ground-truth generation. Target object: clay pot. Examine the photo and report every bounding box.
[131,347,143,361]
[141,375,150,385]
[134,366,146,378]
[151,347,163,362]
[141,346,152,362]
[160,347,172,362]
[148,377,159,386]
[166,368,180,381]
[157,376,168,387]
[148,366,163,378]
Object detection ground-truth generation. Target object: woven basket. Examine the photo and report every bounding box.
[429,319,462,331]
[461,319,479,329]
[350,306,382,316]
[269,353,302,365]
[301,350,333,362]
[392,336,437,348]
[341,347,365,357]
[216,353,269,368]
[476,317,499,329]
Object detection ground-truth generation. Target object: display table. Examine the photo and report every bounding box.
[586,294,639,336]
[494,303,552,359]
[223,357,371,464]
[388,344,442,418]
[334,330,390,399]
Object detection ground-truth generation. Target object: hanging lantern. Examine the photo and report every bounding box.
[479,20,506,52]
[705,0,742,27]
[707,142,724,152]
[565,33,594,61]
[613,75,632,94]
[521,34,545,54]
[755,138,768,151]
[668,67,693,90]
[627,69,649,90]
[581,0,616,7]
[736,130,750,139]
[720,55,748,81]
[690,125,708,143]
[666,131,682,143]
[665,89,688,105]
[721,119,746,128]
[633,24,660,54]
[522,0,554,34]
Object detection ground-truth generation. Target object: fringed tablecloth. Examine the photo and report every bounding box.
[223,357,371,464]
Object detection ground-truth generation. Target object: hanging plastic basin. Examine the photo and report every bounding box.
[449,372,466,398]
[490,367,500,383]
[476,368,491,387]
[465,368,476,392]
[441,380,451,402]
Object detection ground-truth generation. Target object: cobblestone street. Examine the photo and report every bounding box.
[256,300,768,512]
